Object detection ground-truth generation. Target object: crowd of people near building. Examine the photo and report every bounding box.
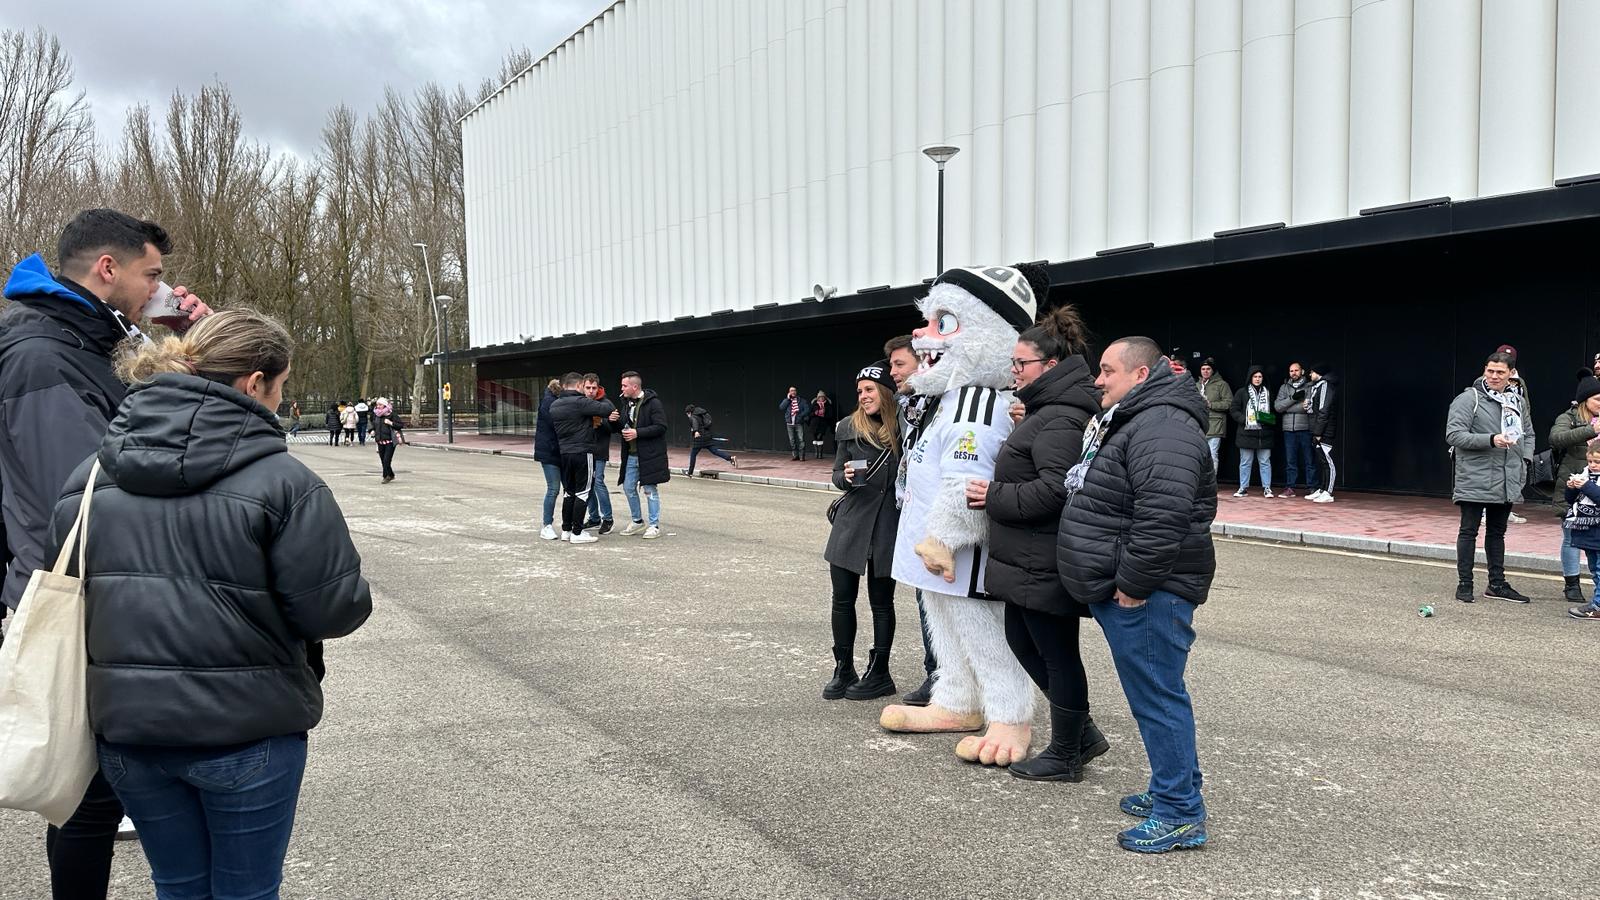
[533,370,673,542]
[1189,356,1338,502]
[815,263,1217,854]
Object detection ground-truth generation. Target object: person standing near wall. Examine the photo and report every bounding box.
[809,390,835,459]
[1446,351,1533,604]
[1229,366,1276,498]
[1306,363,1339,503]
[1274,362,1314,497]
[780,385,810,460]
[1195,358,1230,472]
[1551,376,1600,601]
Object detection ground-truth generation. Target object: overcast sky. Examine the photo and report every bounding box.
[3,0,608,159]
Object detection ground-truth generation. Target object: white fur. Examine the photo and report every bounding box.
[923,591,1035,723]
[924,475,988,551]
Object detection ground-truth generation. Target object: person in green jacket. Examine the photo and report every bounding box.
[1551,375,1600,600]
[1195,358,1231,471]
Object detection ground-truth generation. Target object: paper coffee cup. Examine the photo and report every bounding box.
[143,281,187,327]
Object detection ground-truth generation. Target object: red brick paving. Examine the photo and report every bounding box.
[406,432,1562,560]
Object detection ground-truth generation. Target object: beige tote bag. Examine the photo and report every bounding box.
[0,459,101,826]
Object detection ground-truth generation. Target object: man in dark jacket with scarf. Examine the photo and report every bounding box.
[1058,336,1215,854]
[610,370,670,538]
[548,372,616,543]
[0,209,210,898]
[1307,362,1339,502]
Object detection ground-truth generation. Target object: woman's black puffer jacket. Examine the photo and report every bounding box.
[51,374,372,747]
[984,356,1101,616]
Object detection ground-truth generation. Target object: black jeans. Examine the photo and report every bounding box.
[559,453,593,533]
[46,771,123,900]
[1003,602,1089,710]
[829,560,896,652]
[1457,501,1512,584]
[327,427,340,446]
[378,442,397,479]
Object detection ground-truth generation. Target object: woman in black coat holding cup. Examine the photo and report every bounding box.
[821,361,901,701]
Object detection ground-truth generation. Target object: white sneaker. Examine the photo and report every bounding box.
[560,531,572,542]
[116,815,138,841]
[1232,490,1248,498]
[642,525,661,539]
[1263,489,1275,498]
[1306,490,1327,500]
[569,531,599,544]
[539,525,559,541]
[1312,493,1336,503]
[1508,512,1527,524]
[620,520,646,536]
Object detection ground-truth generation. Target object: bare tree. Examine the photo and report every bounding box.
[0,27,96,265]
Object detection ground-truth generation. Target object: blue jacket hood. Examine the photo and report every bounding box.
[4,254,98,312]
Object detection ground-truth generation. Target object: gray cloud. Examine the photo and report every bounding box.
[3,0,605,158]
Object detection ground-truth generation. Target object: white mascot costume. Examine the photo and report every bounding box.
[881,265,1038,766]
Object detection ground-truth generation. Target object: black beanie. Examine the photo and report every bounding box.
[1576,376,1600,405]
[855,360,897,394]
[1309,361,1330,376]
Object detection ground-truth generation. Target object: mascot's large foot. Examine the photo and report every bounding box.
[953,722,1032,767]
[880,703,984,734]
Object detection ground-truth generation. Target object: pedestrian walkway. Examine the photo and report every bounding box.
[406,432,1562,571]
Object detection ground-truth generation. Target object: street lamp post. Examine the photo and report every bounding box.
[412,242,445,435]
[922,145,960,275]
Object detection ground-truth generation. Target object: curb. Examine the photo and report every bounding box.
[669,466,832,491]
[1209,522,1560,574]
[408,442,535,460]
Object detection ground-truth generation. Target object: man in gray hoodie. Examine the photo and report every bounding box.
[1274,362,1315,498]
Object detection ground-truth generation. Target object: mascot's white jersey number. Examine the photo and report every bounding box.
[892,385,1014,598]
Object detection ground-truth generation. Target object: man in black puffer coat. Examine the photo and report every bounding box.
[548,372,616,541]
[1057,336,1215,854]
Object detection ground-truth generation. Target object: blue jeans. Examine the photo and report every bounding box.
[587,460,613,520]
[1205,437,1221,471]
[540,462,561,526]
[1237,447,1271,490]
[1090,591,1205,824]
[1283,430,1315,489]
[1582,548,1600,606]
[1562,527,1582,578]
[98,734,308,900]
[687,444,734,473]
[622,456,661,525]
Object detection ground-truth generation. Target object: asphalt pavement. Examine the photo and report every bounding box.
[3,442,1594,899]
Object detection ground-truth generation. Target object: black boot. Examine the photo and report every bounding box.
[1565,575,1585,603]
[844,648,897,700]
[901,673,935,706]
[1010,705,1109,783]
[822,648,858,700]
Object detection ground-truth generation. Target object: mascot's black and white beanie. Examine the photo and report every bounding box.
[932,265,1038,331]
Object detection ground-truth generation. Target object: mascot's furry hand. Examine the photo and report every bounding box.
[915,537,957,583]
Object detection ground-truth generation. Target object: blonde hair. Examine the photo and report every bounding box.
[850,381,900,451]
[116,308,292,387]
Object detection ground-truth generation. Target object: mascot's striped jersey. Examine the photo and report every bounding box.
[892,384,1014,598]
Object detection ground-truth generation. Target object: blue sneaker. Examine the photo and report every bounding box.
[1118,817,1208,853]
[1119,792,1153,818]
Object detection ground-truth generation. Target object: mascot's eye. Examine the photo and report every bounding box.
[937,313,958,335]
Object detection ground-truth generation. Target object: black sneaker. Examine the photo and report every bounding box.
[1484,582,1531,604]
[598,519,615,535]
[1455,582,1474,603]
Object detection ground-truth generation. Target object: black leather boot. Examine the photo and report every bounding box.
[844,648,897,700]
[901,673,935,706]
[1565,575,1585,602]
[822,648,858,700]
[1010,705,1109,783]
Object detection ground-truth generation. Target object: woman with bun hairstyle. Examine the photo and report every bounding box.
[968,304,1110,782]
[821,361,902,700]
[49,308,372,899]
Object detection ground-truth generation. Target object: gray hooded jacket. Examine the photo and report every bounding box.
[1446,379,1534,505]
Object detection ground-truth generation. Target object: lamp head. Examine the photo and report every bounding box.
[922,145,960,166]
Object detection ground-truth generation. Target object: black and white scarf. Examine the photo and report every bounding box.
[1245,384,1269,430]
[1064,404,1117,497]
[1482,382,1524,444]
